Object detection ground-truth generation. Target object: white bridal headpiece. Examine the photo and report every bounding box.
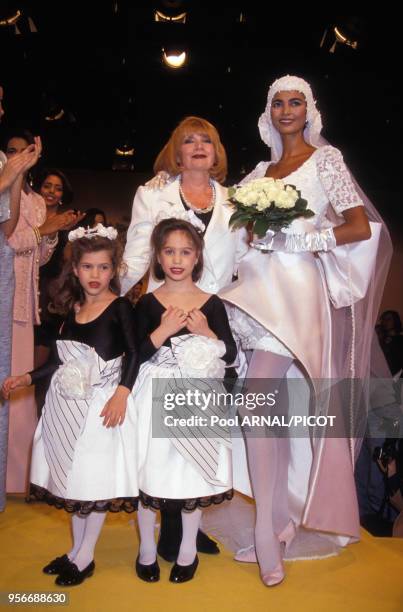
[68,223,118,242]
[258,75,323,161]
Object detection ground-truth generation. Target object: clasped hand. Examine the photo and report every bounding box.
[160,306,212,337]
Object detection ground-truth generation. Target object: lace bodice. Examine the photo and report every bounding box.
[229,145,365,356]
[241,146,363,231]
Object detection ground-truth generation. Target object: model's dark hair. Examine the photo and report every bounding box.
[32,167,74,206]
[50,236,123,315]
[150,218,204,282]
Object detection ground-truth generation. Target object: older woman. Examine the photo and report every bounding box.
[122,116,248,561]
[122,116,247,295]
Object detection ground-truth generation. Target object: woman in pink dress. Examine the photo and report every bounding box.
[0,89,42,509]
[5,131,79,493]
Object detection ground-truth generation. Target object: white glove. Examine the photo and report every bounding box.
[251,228,337,253]
[144,171,171,191]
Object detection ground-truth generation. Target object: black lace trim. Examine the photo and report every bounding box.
[29,484,138,515]
[139,489,233,513]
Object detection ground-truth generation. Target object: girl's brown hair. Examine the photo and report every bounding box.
[150,218,204,282]
[153,116,227,183]
[50,236,124,315]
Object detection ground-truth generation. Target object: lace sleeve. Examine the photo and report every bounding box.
[316,146,363,214]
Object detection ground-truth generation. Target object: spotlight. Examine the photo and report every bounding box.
[333,26,358,49]
[115,145,135,157]
[0,9,22,27]
[0,9,37,34]
[45,108,65,122]
[162,48,187,69]
[112,141,135,171]
[154,1,187,23]
[154,10,187,23]
[320,19,360,53]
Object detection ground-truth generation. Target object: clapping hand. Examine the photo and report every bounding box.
[0,136,42,190]
[39,210,86,236]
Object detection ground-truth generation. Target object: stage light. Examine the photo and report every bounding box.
[115,145,135,157]
[0,10,22,27]
[0,9,37,34]
[320,20,360,53]
[112,141,135,171]
[162,48,187,69]
[154,10,187,23]
[45,108,65,122]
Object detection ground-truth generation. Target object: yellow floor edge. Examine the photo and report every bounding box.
[1,496,402,611]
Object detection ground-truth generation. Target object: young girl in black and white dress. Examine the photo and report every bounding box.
[132,218,237,583]
[2,225,139,586]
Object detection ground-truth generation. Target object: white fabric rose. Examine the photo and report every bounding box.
[54,349,101,400]
[172,336,227,379]
[94,223,118,239]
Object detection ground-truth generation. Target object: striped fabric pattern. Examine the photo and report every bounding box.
[41,341,122,496]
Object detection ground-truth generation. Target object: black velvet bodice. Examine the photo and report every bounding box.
[30,297,139,390]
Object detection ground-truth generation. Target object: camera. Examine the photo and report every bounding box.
[373,438,398,468]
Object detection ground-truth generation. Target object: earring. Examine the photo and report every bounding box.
[58,200,63,206]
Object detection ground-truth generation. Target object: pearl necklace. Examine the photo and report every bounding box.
[179,179,216,214]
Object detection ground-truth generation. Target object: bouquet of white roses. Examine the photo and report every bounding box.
[228,177,314,237]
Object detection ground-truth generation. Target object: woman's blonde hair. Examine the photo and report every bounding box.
[153,116,227,183]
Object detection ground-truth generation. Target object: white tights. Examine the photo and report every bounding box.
[67,512,106,571]
[244,349,293,574]
[137,503,201,566]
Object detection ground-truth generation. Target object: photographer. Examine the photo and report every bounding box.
[355,336,403,535]
[375,438,403,536]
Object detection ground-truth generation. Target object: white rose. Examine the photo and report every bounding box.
[256,194,271,210]
[275,191,294,209]
[174,336,226,378]
[264,186,281,202]
[285,185,299,203]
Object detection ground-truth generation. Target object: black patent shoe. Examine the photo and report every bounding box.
[55,560,95,586]
[135,556,160,582]
[42,554,71,575]
[196,530,220,555]
[169,556,199,583]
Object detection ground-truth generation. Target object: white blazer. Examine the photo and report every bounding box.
[121,178,249,294]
